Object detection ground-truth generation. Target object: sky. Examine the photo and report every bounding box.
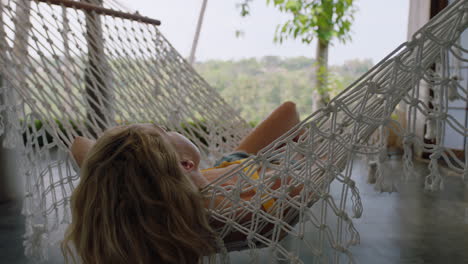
[124,0,409,66]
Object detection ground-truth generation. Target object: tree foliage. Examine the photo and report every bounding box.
[237,0,356,111]
[195,56,373,122]
[237,0,355,45]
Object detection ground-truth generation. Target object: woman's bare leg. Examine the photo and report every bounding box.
[235,101,300,155]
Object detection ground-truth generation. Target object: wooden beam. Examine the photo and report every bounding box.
[35,0,161,26]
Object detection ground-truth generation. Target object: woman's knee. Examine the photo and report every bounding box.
[281,101,296,110]
[277,101,298,117]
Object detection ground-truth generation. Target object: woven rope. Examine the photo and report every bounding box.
[0,0,467,263]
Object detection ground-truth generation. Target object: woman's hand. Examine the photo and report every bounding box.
[71,136,96,168]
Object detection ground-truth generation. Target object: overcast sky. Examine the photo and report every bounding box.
[124,0,409,65]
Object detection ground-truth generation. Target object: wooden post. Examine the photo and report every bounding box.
[189,0,208,64]
[83,0,111,135]
[399,0,431,157]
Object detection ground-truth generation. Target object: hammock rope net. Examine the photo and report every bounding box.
[0,0,467,263]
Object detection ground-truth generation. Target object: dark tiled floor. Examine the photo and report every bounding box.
[1,158,468,263]
[0,200,28,264]
[351,159,468,264]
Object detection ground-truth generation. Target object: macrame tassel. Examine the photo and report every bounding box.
[61,201,71,225]
[23,224,49,262]
[346,178,362,218]
[372,149,399,192]
[425,154,444,191]
[247,233,259,263]
[346,220,360,247]
[214,236,230,264]
[50,208,60,231]
[402,134,416,179]
[374,160,385,191]
[23,215,33,241]
[374,161,397,193]
[21,192,32,216]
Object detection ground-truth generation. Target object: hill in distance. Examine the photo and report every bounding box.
[194,56,374,122]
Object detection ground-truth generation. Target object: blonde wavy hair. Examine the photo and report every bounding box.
[62,124,217,264]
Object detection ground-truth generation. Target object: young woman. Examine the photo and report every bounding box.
[63,101,301,264]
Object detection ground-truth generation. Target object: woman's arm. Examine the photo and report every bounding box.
[71,136,96,168]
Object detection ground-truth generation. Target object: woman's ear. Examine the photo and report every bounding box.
[181,160,195,172]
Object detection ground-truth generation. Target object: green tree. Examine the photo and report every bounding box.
[238,0,355,111]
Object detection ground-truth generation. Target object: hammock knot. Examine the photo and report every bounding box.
[355,114,364,123]
[366,82,380,93]
[309,152,318,161]
[324,102,338,114]
[405,38,418,49]
[287,185,297,193]
[345,178,355,188]
[410,98,420,107]
[429,147,444,160]
[337,210,348,219]
[427,112,447,120]
[436,112,448,120]
[333,244,347,253]
[226,219,235,226]
[297,232,304,240]
[326,164,339,175]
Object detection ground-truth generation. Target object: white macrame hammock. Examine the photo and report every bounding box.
[0,0,467,263]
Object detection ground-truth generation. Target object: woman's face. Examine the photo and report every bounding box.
[137,123,201,166]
